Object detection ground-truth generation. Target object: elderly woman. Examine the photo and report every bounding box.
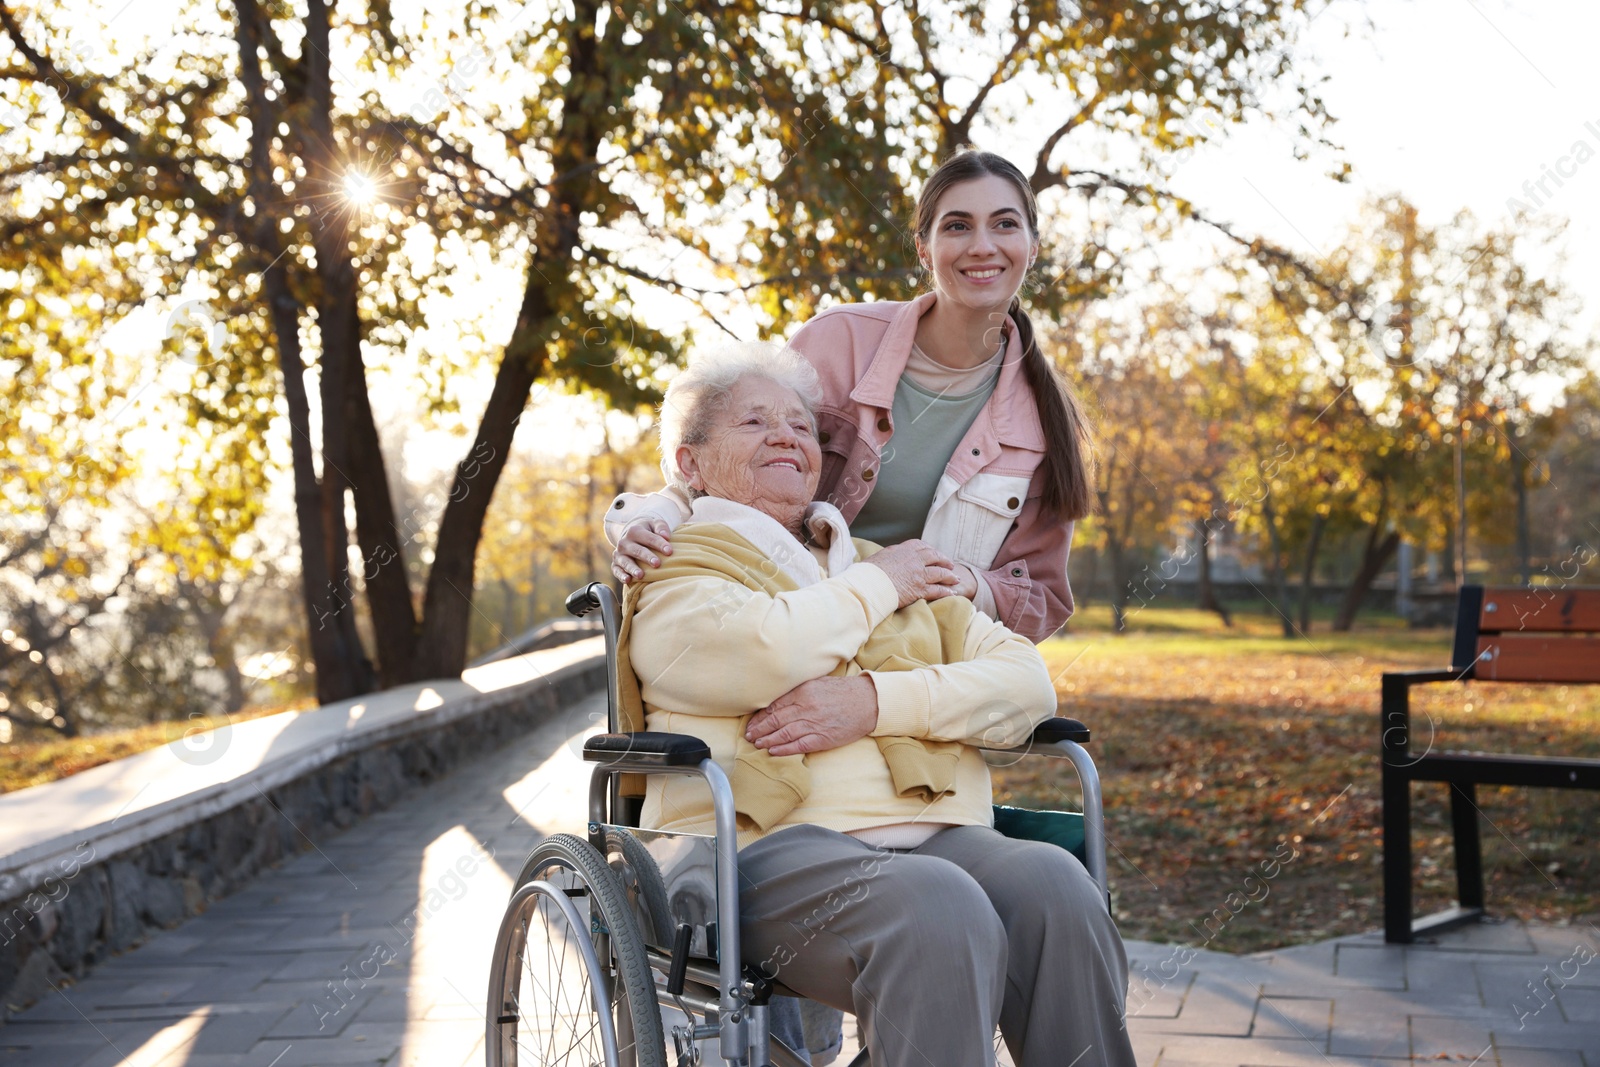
[619,342,1136,1067]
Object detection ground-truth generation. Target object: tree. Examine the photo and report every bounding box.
[1056,303,1201,631]
[3,0,1346,701]
[1317,196,1588,622]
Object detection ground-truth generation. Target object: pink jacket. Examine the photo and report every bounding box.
[790,293,1075,642]
[608,292,1077,641]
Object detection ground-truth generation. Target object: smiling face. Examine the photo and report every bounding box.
[916,173,1040,314]
[675,375,822,532]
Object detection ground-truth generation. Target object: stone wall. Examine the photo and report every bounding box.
[0,656,605,1017]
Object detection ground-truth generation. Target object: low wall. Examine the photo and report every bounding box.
[0,639,606,1018]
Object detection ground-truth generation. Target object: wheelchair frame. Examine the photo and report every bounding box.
[486,582,1108,1067]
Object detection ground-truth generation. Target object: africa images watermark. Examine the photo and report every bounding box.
[1505,116,1600,215]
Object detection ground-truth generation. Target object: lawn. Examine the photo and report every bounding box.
[991,602,1600,953]
[0,702,311,794]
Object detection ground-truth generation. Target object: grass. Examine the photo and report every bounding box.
[0,702,312,794]
[991,602,1600,953]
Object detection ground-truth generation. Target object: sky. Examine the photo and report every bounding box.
[1170,0,1599,339]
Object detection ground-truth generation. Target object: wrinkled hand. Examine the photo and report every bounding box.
[745,676,879,757]
[865,539,959,609]
[612,519,673,583]
[950,563,980,600]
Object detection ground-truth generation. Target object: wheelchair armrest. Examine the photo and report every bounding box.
[583,731,711,769]
[1033,717,1090,745]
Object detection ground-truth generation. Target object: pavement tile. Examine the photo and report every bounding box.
[1415,919,1539,955]
[236,1038,395,1066]
[1136,1035,1333,1064]
[1488,1048,1586,1067]
[1258,950,1390,996]
[1250,997,1330,1045]
[1557,986,1600,1023]
[1326,998,1411,1060]
[1491,1015,1600,1053]
[1478,961,1579,1009]
[1332,944,1407,989]
[265,949,366,984]
[264,987,380,1041]
[1134,975,1258,1037]
[1523,923,1600,963]
[132,934,212,958]
[1410,1014,1496,1062]
[1125,967,1190,1020]
[347,989,429,1024]
[1404,954,1490,1010]
[186,1009,296,1055]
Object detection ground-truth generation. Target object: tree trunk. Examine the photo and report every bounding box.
[1333,526,1401,632]
[304,0,375,697]
[1454,419,1469,584]
[1296,512,1327,636]
[1260,492,1294,638]
[407,0,601,680]
[1194,516,1231,626]
[413,286,548,678]
[344,348,422,687]
[1513,442,1532,585]
[1107,540,1129,633]
[234,0,370,703]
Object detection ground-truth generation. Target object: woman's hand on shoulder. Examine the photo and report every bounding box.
[864,539,959,609]
[612,519,674,583]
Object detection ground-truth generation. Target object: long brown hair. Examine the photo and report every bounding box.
[912,149,1097,523]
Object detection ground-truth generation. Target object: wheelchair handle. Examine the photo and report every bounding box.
[565,583,604,618]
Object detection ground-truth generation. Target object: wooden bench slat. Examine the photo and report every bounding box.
[1478,587,1600,634]
[1474,634,1600,683]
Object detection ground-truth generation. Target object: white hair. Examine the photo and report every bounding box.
[658,341,823,491]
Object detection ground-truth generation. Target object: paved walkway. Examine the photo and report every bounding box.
[2,695,1596,1067]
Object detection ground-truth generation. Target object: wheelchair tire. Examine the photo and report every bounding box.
[602,827,674,949]
[489,833,667,1067]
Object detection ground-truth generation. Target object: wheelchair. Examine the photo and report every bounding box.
[485,582,1109,1067]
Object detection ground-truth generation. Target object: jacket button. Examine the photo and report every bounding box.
[1006,497,1019,509]
[877,417,891,433]
[819,431,830,445]
[971,448,980,456]
[1011,567,1023,577]
[863,469,875,481]
[613,500,625,509]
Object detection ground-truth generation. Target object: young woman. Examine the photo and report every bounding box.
[608,149,1095,644]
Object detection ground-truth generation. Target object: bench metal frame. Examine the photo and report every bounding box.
[1381,584,1600,944]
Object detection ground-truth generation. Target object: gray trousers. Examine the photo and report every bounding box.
[738,824,1137,1067]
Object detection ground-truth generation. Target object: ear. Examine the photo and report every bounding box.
[914,234,930,271]
[675,445,705,491]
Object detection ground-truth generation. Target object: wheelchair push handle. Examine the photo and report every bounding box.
[565,583,605,618]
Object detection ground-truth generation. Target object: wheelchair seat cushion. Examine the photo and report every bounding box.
[992,804,1087,866]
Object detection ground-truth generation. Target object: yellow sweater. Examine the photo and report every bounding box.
[623,499,1058,846]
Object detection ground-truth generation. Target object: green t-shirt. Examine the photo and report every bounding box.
[851,371,1000,546]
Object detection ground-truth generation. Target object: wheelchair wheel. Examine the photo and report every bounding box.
[602,827,673,948]
[488,833,666,1067]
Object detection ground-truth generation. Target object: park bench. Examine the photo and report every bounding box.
[1381,584,1600,944]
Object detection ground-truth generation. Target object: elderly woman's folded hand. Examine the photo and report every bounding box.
[744,675,879,756]
[863,538,961,609]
